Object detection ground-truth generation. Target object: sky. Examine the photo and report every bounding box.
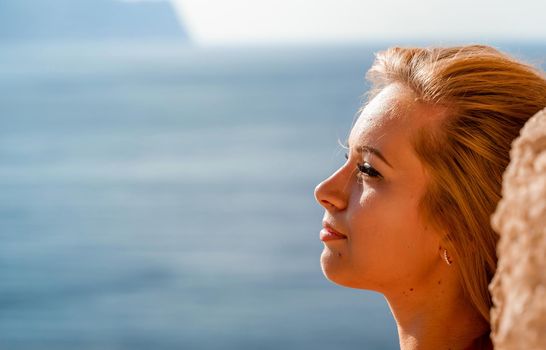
[171,0,546,45]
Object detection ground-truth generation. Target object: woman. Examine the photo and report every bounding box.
[314,45,546,350]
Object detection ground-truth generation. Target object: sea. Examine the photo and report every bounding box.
[0,40,543,350]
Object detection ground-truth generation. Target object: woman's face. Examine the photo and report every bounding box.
[314,83,443,293]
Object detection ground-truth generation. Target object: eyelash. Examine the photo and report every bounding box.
[344,153,382,179]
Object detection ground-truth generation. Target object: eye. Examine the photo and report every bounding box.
[345,153,382,180]
[357,162,382,179]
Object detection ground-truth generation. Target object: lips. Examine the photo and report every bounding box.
[320,223,347,242]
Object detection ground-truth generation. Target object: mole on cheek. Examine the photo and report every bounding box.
[409,288,414,292]
[337,252,342,257]
[438,280,442,285]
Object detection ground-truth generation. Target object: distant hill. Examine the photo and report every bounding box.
[0,0,188,42]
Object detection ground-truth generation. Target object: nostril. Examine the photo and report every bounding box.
[320,198,335,209]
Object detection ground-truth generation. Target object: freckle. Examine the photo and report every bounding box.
[337,252,342,257]
[410,288,414,292]
[438,280,442,285]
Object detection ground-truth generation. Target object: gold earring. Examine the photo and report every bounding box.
[443,249,452,265]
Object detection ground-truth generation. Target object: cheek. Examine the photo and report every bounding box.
[347,188,395,260]
[347,185,437,282]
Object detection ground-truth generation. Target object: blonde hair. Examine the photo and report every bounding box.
[365,45,546,322]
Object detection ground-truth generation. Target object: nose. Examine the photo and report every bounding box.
[314,168,348,211]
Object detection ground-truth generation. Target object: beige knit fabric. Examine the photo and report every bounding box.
[489,107,546,350]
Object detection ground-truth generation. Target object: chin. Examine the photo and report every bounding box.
[320,247,354,288]
[320,248,378,291]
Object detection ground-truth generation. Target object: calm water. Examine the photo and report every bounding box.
[0,41,543,350]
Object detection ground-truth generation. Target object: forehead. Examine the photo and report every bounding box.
[348,84,417,147]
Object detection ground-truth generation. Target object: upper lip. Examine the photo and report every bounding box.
[322,221,347,238]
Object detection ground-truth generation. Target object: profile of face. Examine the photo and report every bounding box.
[314,83,445,294]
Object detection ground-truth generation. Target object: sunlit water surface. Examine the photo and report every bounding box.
[0,41,543,350]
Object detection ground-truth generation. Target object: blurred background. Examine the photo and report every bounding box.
[0,1,544,349]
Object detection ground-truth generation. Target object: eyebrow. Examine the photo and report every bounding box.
[355,145,393,169]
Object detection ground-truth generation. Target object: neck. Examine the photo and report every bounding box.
[383,264,490,350]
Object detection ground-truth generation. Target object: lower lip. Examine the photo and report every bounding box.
[320,229,347,242]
